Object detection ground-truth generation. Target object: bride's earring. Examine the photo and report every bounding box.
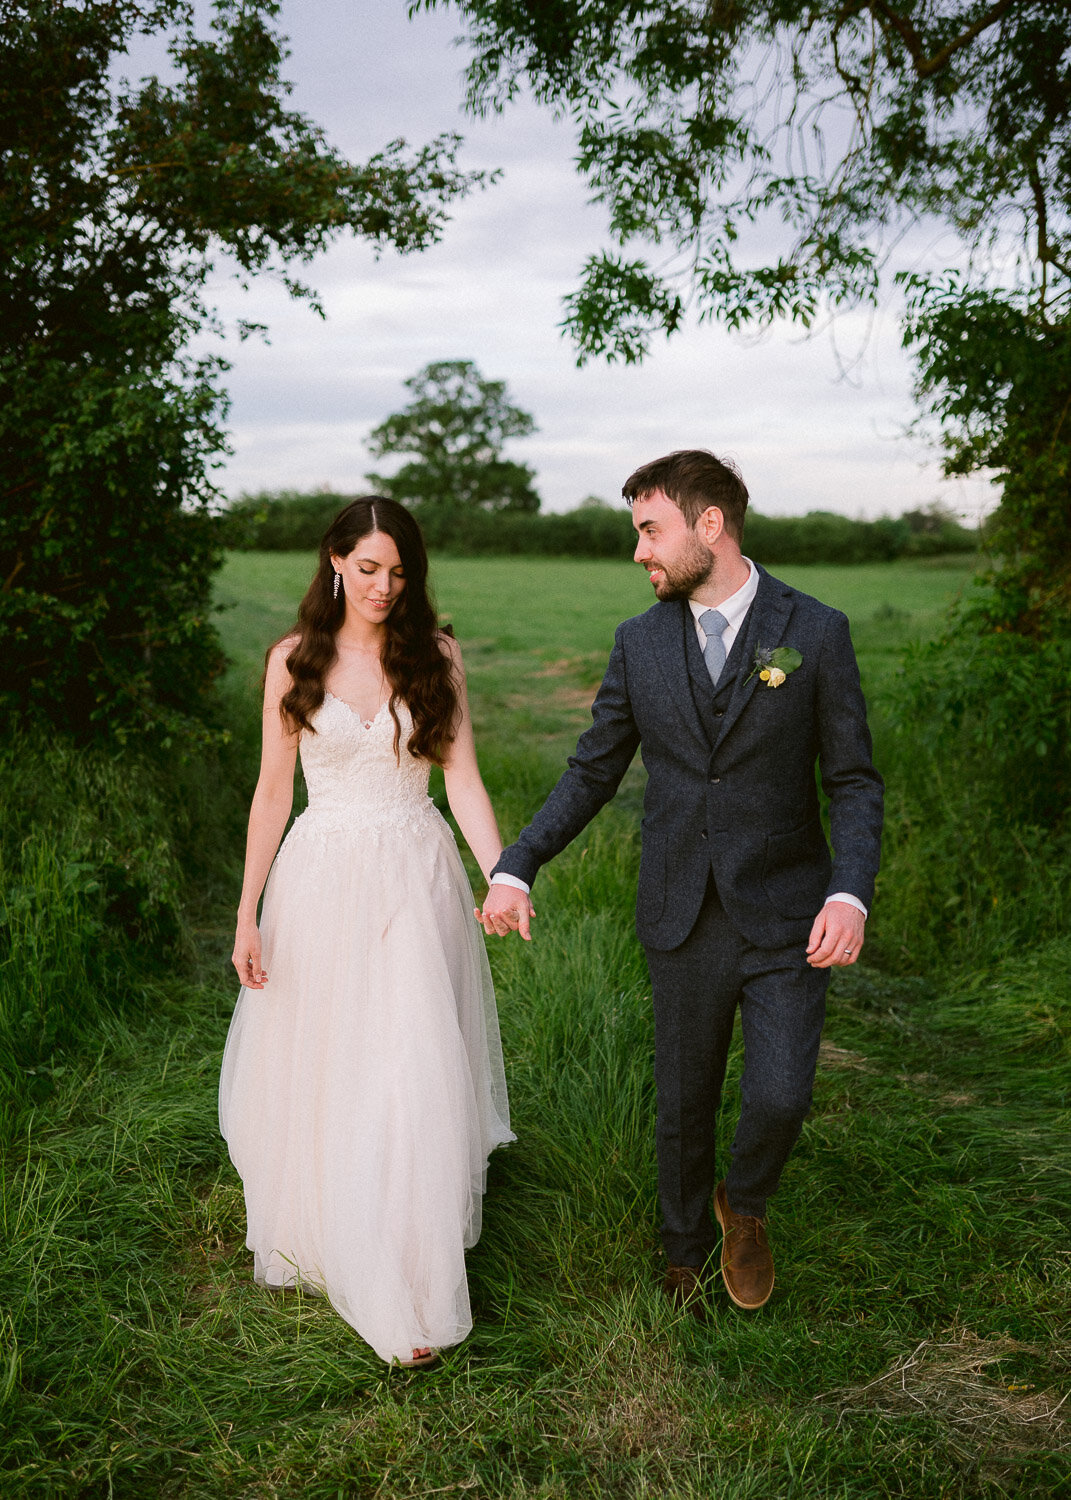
[333,571,341,601]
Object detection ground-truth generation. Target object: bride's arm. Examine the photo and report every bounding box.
[232,644,299,989]
[439,636,504,887]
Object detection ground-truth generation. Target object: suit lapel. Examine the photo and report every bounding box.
[647,600,711,751]
[682,606,721,742]
[713,568,794,750]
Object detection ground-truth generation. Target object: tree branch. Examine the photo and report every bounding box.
[111,161,183,177]
[1028,158,1049,311]
[866,0,1019,78]
[2,555,27,594]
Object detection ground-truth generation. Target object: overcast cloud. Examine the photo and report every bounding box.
[169,2,992,521]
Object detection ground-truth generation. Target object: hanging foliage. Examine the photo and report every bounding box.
[0,0,486,739]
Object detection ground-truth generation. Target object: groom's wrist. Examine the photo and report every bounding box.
[827,891,867,918]
[490,872,531,896]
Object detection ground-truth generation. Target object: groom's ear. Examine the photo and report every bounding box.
[697,505,725,548]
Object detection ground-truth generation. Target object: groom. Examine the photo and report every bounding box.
[479,449,884,1316]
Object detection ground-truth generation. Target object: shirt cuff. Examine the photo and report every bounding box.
[490,872,531,895]
[827,892,867,918]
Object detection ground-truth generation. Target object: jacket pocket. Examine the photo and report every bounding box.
[761,823,830,918]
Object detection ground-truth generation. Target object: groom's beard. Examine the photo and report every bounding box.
[647,534,714,601]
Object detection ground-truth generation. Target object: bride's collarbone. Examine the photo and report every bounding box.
[324,686,390,724]
[324,655,389,726]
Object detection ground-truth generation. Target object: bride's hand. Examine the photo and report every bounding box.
[474,885,535,941]
[233,917,268,988]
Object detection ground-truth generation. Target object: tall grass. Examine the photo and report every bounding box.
[0,726,252,1134]
[871,621,1071,975]
[1,553,1067,1498]
[0,740,179,1125]
[1,836,1066,1496]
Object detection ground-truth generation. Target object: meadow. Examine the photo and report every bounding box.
[2,553,1068,1498]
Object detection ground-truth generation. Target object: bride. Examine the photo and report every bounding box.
[220,496,513,1368]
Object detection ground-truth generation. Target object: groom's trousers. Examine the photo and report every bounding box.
[644,874,830,1267]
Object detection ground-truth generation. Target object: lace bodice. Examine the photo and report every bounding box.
[291,691,442,837]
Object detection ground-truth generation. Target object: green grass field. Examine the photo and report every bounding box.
[2,552,1067,1498]
[216,551,975,782]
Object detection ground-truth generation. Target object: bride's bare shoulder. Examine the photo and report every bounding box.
[265,634,301,690]
[435,628,461,663]
[267,633,300,664]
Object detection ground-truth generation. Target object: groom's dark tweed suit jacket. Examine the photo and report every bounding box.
[494,565,884,952]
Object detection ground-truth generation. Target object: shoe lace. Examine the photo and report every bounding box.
[731,1211,767,1252]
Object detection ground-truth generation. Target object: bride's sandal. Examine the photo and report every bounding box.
[395,1348,440,1370]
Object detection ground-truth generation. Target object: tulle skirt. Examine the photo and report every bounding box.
[219,809,513,1362]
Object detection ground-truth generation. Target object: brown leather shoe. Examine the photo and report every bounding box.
[663,1263,708,1322]
[714,1181,774,1309]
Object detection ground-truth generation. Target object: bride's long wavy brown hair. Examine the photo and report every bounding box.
[271,497,458,764]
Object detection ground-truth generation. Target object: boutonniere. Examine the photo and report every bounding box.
[745,644,803,688]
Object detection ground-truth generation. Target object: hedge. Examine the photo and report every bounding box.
[223,491,978,564]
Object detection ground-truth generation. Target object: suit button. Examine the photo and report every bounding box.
[710,776,721,784]
[700,830,708,840]
[714,710,724,718]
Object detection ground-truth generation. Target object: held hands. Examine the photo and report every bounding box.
[473,883,535,941]
[232,916,268,988]
[806,900,865,969]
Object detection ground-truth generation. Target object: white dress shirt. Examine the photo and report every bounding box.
[492,556,866,918]
[689,557,759,657]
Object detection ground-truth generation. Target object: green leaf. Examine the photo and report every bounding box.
[769,647,803,673]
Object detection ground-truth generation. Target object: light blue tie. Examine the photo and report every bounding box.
[700,608,728,687]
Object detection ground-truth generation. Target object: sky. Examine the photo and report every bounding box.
[147,1,994,522]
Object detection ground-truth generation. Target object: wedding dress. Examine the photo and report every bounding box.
[219,691,513,1362]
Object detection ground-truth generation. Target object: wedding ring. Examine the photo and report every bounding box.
[843,948,853,956]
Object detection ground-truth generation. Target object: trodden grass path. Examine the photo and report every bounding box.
[2,555,1067,1497]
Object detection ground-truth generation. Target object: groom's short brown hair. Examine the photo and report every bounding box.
[622,449,749,542]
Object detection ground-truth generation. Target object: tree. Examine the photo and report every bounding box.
[902,274,1071,632]
[367,359,540,513]
[0,0,486,740]
[416,0,1071,630]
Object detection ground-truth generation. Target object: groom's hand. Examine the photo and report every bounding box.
[806,900,865,968]
[474,882,534,941]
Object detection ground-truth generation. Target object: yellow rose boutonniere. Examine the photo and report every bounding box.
[745,645,802,687]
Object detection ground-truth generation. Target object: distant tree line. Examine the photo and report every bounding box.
[225,490,977,565]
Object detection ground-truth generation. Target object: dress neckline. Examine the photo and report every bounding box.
[324,690,390,729]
